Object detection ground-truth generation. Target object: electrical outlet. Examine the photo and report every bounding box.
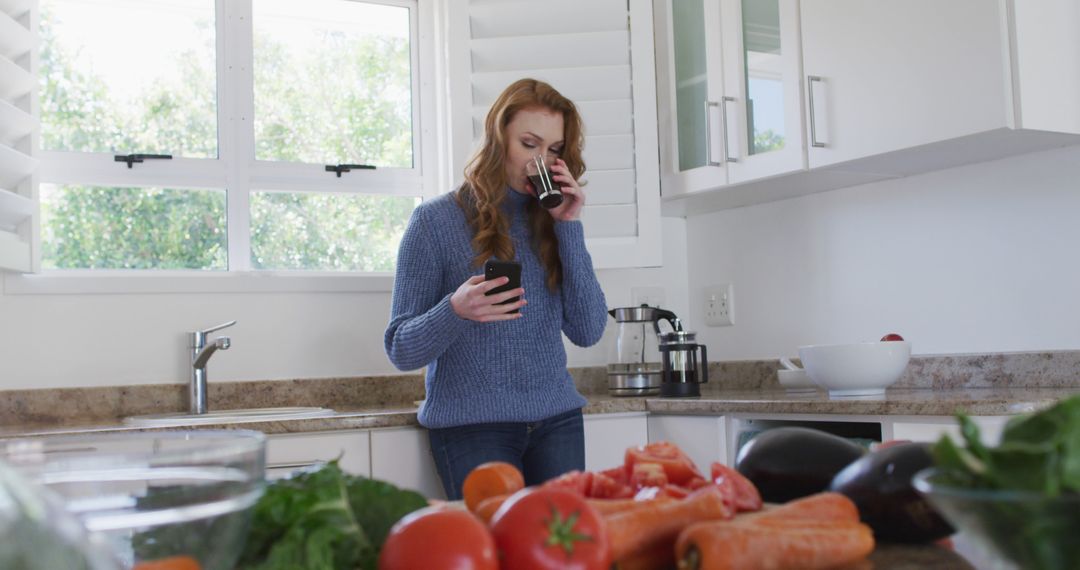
[631,286,666,308]
[704,283,734,326]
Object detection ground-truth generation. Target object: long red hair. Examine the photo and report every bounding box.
[456,79,586,291]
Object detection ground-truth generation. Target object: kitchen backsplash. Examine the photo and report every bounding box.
[3,351,1078,427]
[704,350,1080,391]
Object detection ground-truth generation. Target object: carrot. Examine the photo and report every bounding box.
[742,492,860,524]
[461,461,524,512]
[612,541,676,570]
[606,485,733,562]
[675,518,874,570]
[473,492,510,524]
[590,495,675,516]
[132,556,202,570]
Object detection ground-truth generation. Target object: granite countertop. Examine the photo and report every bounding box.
[2,386,1075,439]
[2,351,1077,439]
[644,386,1071,416]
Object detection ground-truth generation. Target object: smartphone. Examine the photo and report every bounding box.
[484,260,522,314]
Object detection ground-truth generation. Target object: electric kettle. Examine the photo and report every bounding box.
[659,330,708,398]
[607,304,680,396]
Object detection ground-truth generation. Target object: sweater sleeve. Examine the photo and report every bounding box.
[555,220,608,347]
[384,205,471,370]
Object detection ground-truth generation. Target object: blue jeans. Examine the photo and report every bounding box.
[427,407,585,500]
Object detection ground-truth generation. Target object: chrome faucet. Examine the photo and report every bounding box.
[190,320,236,415]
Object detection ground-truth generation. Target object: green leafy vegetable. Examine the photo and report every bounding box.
[346,478,431,570]
[934,395,1080,495]
[236,461,427,570]
[931,394,1080,569]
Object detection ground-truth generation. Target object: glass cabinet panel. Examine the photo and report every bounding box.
[672,0,709,171]
[741,0,785,155]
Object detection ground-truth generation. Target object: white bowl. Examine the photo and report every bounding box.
[777,368,816,391]
[798,341,911,396]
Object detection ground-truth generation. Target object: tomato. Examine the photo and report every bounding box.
[684,475,710,490]
[462,461,525,512]
[490,488,610,570]
[624,441,702,485]
[629,462,668,489]
[880,333,905,341]
[658,484,691,499]
[633,485,662,501]
[710,467,737,510]
[710,462,763,512]
[588,470,634,499]
[378,506,498,570]
[599,465,630,485]
[541,470,594,496]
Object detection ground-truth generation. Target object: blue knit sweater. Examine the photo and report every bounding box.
[384,189,608,429]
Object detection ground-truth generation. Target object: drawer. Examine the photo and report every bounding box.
[265,430,370,478]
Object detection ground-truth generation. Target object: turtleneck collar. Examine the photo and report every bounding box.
[503,186,533,210]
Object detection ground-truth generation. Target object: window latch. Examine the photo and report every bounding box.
[325,163,375,178]
[114,153,173,168]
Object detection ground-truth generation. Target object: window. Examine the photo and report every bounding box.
[37,0,427,277]
[253,0,413,168]
[40,183,227,270]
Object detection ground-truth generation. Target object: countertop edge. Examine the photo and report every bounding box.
[2,388,1075,439]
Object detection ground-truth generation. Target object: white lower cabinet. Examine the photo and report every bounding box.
[265,430,371,479]
[889,416,1010,446]
[370,426,445,500]
[260,413,1012,498]
[648,414,727,471]
[583,412,650,471]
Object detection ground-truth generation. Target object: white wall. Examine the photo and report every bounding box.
[16,142,1077,390]
[0,218,689,390]
[685,145,1080,360]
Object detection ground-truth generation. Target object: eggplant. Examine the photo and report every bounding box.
[829,442,954,543]
[734,427,866,503]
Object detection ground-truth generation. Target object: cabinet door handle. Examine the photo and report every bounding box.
[807,75,826,148]
[721,96,738,163]
[704,100,722,166]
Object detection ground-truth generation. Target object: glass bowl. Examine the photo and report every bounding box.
[0,430,266,570]
[0,460,121,569]
[913,468,1080,570]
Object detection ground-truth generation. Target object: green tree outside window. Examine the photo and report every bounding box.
[39,4,416,272]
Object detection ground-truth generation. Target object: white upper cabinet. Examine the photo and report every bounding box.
[800,0,1007,168]
[720,0,805,184]
[654,0,805,195]
[799,0,1080,177]
[658,0,1080,216]
[1009,0,1080,135]
[653,0,727,195]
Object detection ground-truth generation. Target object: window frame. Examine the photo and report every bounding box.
[9,0,442,294]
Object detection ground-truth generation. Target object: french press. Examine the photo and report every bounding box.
[659,330,709,398]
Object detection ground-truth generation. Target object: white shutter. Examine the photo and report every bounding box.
[447,0,661,268]
[0,0,38,273]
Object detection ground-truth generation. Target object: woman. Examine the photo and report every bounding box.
[384,78,608,499]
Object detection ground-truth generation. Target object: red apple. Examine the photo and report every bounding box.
[880,333,904,342]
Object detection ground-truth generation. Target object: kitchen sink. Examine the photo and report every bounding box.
[123,406,336,427]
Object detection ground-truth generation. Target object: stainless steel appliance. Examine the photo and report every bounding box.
[607,305,680,396]
[659,330,708,398]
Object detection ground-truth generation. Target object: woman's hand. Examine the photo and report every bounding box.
[450,275,526,322]
[547,158,585,221]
